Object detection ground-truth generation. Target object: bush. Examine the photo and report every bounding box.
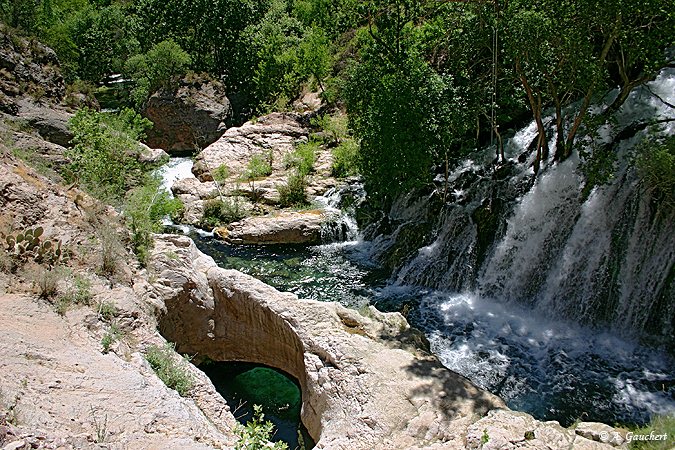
[234,404,288,450]
[101,324,123,354]
[123,177,183,266]
[125,39,192,108]
[65,108,151,203]
[144,343,194,397]
[244,153,273,180]
[33,266,61,299]
[212,164,230,183]
[201,198,246,229]
[55,272,93,315]
[331,139,359,178]
[284,141,317,176]
[278,171,308,207]
[98,221,124,276]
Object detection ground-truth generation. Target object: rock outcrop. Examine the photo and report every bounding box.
[149,235,628,450]
[214,209,328,245]
[143,75,232,154]
[0,152,238,449]
[0,28,65,105]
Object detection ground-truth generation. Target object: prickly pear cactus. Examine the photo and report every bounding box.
[1,227,66,268]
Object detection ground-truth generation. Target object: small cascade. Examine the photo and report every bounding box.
[156,157,204,234]
[315,183,364,243]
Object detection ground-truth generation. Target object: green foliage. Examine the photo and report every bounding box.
[311,113,349,146]
[298,25,331,91]
[65,108,151,203]
[124,39,192,108]
[331,139,359,178]
[234,404,288,450]
[55,272,93,315]
[212,164,231,183]
[284,141,317,176]
[97,300,118,322]
[123,177,183,266]
[636,135,675,209]
[32,266,62,299]
[98,221,124,276]
[244,153,273,180]
[278,171,308,207]
[629,414,675,450]
[200,198,246,228]
[101,324,123,353]
[145,343,194,397]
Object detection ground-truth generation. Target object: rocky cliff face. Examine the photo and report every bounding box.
[143,75,233,154]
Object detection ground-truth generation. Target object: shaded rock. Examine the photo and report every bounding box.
[575,422,626,446]
[0,30,65,102]
[215,209,327,245]
[143,76,232,154]
[150,235,506,449]
[16,98,73,147]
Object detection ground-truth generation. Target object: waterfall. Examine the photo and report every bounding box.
[367,67,675,343]
[315,183,364,243]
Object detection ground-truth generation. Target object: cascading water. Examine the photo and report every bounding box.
[364,68,675,425]
[158,68,674,428]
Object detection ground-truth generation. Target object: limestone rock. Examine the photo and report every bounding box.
[143,76,232,154]
[192,112,308,182]
[575,422,627,446]
[466,410,626,450]
[149,235,507,449]
[16,98,73,147]
[215,209,328,244]
[137,142,169,164]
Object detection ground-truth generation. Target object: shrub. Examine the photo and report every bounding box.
[97,301,118,322]
[144,343,194,397]
[244,153,273,180]
[125,39,192,108]
[123,177,183,266]
[101,324,123,354]
[212,164,230,183]
[311,113,349,145]
[284,141,317,177]
[234,404,288,450]
[33,266,61,299]
[331,139,359,178]
[98,221,124,276]
[201,198,246,229]
[65,108,150,203]
[55,273,93,315]
[278,171,308,207]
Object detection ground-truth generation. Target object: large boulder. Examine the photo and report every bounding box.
[214,209,328,245]
[192,112,308,181]
[143,75,232,154]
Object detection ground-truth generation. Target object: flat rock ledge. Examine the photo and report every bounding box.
[149,234,628,450]
[214,209,328,245]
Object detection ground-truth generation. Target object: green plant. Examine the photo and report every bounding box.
[123,177,183,266]
[65,108,150,203]
[234,404,288,450]
[212,164,230,183]
[1,227,66,268]
[278,171,308,207]
[284,141,317,177]
[101,324,123,354]
[628,415,675,450]
[90,407,109,444]
[481,429,490,445]
[55,273,93,315]
[331,139,359,178]
[636,135,674,210]
[97,301,118,322]
[310,114,349,145]
[98,221,124,276]
[144,343,194,397]
[33,266,61,299]
[200,197,247,228]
